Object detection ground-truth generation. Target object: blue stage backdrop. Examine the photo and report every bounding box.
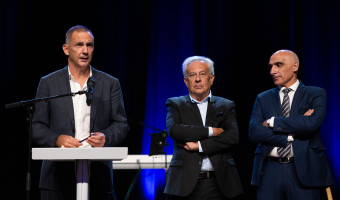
[301,3,340,190]
[137,1,340,199]
[1,0,339,199]
[139,2,197,199]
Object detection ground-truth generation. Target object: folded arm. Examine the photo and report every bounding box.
[249,95,287,147]
[273,89,326,135]
[166,99,209,142]
[167,98,239,155]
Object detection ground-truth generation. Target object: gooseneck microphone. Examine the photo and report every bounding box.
[86,76,95,106]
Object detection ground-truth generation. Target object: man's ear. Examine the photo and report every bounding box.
[62,44,69,56]
[184,78,189,88]
[210,74,215,86]
[293,62,299,73]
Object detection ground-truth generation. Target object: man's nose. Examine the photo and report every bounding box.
[82,46,88,54]
[195,75,201,82]
[270,66,276,75]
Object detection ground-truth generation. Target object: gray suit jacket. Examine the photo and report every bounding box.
[32,66,128,191]
[164,95,243,198]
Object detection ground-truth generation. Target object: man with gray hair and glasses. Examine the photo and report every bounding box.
[164,56,243,200]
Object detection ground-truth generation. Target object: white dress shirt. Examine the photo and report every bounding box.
[68,67,92,148]
[267,80,299,157]
[189,92,214,171]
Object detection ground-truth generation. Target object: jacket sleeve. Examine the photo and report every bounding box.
[249,95,287,147]
[32,77,66,147]
[273,88,326,135]
[100,79,129,147]
[166,98,209,142]
[200,101,240,155]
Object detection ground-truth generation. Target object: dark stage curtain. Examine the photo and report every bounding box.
[2,0,339,199]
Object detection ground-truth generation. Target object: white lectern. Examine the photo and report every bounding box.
[32,147,128,200]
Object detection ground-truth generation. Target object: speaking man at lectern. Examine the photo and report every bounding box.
[32,25,128,200]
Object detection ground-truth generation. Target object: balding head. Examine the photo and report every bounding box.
[271,49,299,65]
[269,49,300,87]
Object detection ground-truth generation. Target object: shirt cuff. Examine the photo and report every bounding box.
[287,135,294,142]
[269,117,275,127]
[208,127,213,137]
[198,141,203,152]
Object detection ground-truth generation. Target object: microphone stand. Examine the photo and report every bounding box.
[5,90,86,109]
[5,90,87,200]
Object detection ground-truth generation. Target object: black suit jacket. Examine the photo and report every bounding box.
[249,82,334,187]
[164,95,243,198]
[32,66,128,191]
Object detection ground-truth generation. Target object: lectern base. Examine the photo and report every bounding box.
[32,147,128,200]
[76,160,89,200]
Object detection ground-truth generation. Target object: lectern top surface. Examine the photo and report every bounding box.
[32,147,128,161]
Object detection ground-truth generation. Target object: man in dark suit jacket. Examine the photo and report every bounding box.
[249,50,333,200]
[32,25,128,200]
[164,56,243,200]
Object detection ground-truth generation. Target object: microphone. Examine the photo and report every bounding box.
[86,76,95,106]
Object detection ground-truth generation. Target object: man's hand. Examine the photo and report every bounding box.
[86,132,106,147]
[304,109,314,116]
[262,119,270,127]
[181,142,199,151]
[212,127,224,136]
[56,134,82,148]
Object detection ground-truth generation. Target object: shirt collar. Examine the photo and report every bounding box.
[68,66,93,81]
[189,91,212,104]
[280,79,299,93]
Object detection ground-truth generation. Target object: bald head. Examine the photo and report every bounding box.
[269,50,300,87]
[271,50,299,64]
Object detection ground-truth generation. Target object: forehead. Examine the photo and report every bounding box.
[269,52,290,63]
[71,31,93,43]
[187,61,209,72]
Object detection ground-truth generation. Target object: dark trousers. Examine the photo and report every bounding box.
[257,160,321,200]
[41,189,76,200]
[167,177,227,200]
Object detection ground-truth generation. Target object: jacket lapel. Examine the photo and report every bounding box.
[90,68,102,131]
[185,95,203,125]
[290,82,305,116]
[272,87,282,116]
[58,66,75,129]
[205,96,216,127]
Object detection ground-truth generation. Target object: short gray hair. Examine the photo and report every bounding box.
[182,56,214,78]
[65,25,94,45]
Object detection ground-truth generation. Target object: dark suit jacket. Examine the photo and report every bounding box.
[249,82,333,187]
[164,95,243,198]
[32,66,128,192]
